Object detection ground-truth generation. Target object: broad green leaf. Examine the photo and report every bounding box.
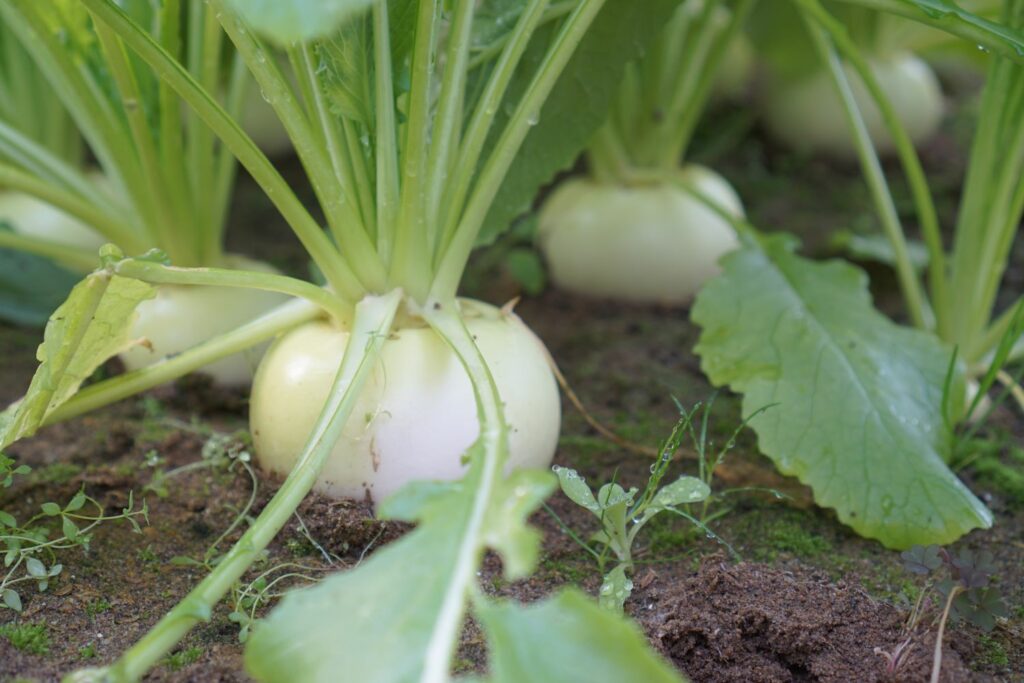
[0,247,79,327]
[477,0,683,245]
[316,16,374,124]
[41,502,61,516]
[553,465,600,514]
[0,271,155,451]
[225,0,374,46]
[244,448,553,682]
[597,564,633,612]
[477,589,684,683]
[692,235,991,549]
[648,476,710,514]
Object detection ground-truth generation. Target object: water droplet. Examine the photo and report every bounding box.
[526,111,540,126]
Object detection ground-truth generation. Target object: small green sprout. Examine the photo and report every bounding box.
[552,395,769,611]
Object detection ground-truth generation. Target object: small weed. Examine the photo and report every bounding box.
[163,645,203,671]
[1,487,147,613]
[549,396,764,610]
[85,597,112,619]
[78,642,98,660]
[137,545,159,566]
[0,622,50,655]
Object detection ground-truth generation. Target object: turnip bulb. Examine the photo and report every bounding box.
[761,52,943,159]
[0,190,106,252]
[119,255,290,387]
[249,299,561,507]
[538,165,744,304]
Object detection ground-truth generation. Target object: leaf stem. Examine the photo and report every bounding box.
[96,290,401,683]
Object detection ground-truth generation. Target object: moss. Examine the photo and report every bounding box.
[78,643,97,660]
[969,451,1024,506]
[0,622,50,656]
[735,508,832,561]
[975,634,1009,668]
[164,646,203,671]
[540,556,591,584]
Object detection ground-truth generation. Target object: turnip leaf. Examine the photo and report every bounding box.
[477,589,683,682]
[0,248,79,327]
[692,235,991,549]
[0,269,154,450]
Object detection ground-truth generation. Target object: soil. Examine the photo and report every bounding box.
[2,88,1023,682]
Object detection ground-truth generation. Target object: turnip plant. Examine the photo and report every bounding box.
[2,0,694,680]
[538,0,751,303]
[692,0,1024,549]
[753,2,946,158]
[0,2,289,384]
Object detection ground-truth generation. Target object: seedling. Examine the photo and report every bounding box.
[1,486,147,614]
[552,396,766,611]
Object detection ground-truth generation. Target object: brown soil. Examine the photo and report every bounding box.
[644,559,970,683]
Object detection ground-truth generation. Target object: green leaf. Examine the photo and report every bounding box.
[0,247,80,328]
[65,491,87,512]
[553,465,600,514]
[0,510,15,527]
[648,476,710,513]
[598,564,633,612]
[0,271,155,451]
[41,502,61,516]
[692,235,992,549]
[25,557,46,577]
[477,589,684,683]
[62,515,79,541]
[505,247,546,296]
[477,0,683,246]
[2,588,21,612]
[225,0,374,46]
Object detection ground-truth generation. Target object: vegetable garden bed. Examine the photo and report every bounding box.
[1,132,1022,680]
[1,1,1023,681]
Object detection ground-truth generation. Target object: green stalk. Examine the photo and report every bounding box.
[796,0,948,332]
[81,0,363,303]
[110,260,350,324]
[420,299,511,683]
[830,0,1024,61]
[2,2,150,219]
[294,43,364,255]
[437,0,550,260]
[372,0,400,262]
[92,21,187,264]
[0,230,98,273]
[800,8,931,330]
[46,299,322,426]
[0,120,124,220]
[425,0,476,237]
[0,163,140,251]
[388,0,441,302]
[434,0,607,301]
[94,290,401,683]
[661,0,756,168]
[210,1,386,294]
